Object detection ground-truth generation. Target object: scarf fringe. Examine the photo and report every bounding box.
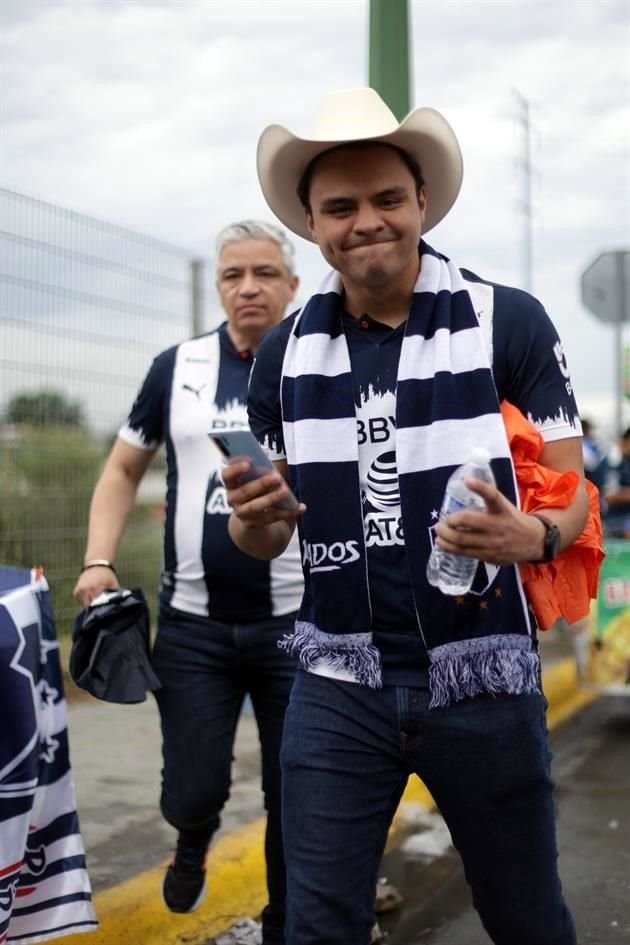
[279,621,383,689]
[428,646,540,709]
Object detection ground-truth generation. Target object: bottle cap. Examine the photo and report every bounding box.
[470,447,491,464]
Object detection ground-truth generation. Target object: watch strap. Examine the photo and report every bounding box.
[530,514,561,563]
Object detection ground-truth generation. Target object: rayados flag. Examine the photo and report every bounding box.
[0,566,97,943]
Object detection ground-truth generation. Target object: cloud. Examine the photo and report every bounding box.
[1,0,629,432]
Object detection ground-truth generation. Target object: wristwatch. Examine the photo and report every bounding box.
[530,514,561,563]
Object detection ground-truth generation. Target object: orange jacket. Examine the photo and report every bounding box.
[501,401,605,631]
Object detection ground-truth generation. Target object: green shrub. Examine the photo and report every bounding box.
[0,424,162,634]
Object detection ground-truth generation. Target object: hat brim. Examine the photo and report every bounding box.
[256,106,463,241]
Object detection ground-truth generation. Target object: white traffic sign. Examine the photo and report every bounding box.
[580,250,630,323]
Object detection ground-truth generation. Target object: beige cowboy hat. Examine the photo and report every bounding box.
[256,87,464,242]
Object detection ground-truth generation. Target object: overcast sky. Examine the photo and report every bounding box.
[2,0,629,433]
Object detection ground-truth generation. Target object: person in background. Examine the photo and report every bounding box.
[73,220,302,945]
[224,88,588,945]
[580,417,609,521]
[605,425,630,538]
[580,418,608,493]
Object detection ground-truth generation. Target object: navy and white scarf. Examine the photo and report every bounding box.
[279,242,539,707]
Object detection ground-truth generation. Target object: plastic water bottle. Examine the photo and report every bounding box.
[426,447,496,596]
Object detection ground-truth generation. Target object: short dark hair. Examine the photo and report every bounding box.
[296,141,425,213]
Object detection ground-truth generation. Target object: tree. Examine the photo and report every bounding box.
[6,390,86,428]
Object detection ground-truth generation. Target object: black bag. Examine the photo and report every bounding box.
[70,588,161,704]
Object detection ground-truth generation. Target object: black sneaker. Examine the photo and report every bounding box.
[161,832,208,913]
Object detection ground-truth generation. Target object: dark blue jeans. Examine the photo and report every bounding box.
[152,604,297,945]
[281,669,576,945]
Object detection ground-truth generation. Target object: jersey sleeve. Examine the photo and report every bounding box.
[247,318,293,461]
[493,287,582,443]
[118,346,176,450]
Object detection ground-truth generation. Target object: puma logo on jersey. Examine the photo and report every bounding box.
[182,383,207,399]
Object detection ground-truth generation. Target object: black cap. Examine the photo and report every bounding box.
[70,588,161,704]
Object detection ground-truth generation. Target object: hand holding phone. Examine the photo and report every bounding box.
[209,429,299,511]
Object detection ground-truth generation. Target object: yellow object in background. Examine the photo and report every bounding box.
[585,541,630,692]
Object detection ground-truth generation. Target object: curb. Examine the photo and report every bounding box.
[55,657,597,945]
[542,655,599,730]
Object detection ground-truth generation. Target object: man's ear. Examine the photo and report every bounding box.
[288,276,299,299]
[305,210,318,244]
[417,185,428,223]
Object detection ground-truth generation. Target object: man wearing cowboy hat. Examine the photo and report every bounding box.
[224,88,586,945]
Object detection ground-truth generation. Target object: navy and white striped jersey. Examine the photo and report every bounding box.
[119,322,303,620]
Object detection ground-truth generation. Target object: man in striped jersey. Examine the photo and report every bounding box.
[73,221,302,942]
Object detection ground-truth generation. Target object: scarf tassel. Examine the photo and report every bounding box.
[279,621,383,689]
[428,646,540,709]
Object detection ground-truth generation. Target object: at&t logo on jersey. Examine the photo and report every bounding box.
[301,540,361,573]
[365,451,398,510]
[364,512,404,546]
[362,450,404,547]
[205,473,230,515]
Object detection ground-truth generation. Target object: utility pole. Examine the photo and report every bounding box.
[190,258,204,337]
[513,89,533,294]
[369,0,410,119]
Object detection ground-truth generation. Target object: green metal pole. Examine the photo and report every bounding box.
[369,0,410,120]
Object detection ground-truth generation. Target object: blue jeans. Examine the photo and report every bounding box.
[152,605,297,945]
[281,669,576,945]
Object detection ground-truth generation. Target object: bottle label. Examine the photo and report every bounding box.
[441,493,468,518]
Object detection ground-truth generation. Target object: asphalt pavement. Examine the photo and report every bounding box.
[65,684,264,894]
[378,694,630,945]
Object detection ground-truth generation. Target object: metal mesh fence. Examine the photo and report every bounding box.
[0,187,210,632]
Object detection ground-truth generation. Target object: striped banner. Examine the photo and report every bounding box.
[0,566,97,943]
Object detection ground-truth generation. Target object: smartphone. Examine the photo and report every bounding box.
[209,429,299,511]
